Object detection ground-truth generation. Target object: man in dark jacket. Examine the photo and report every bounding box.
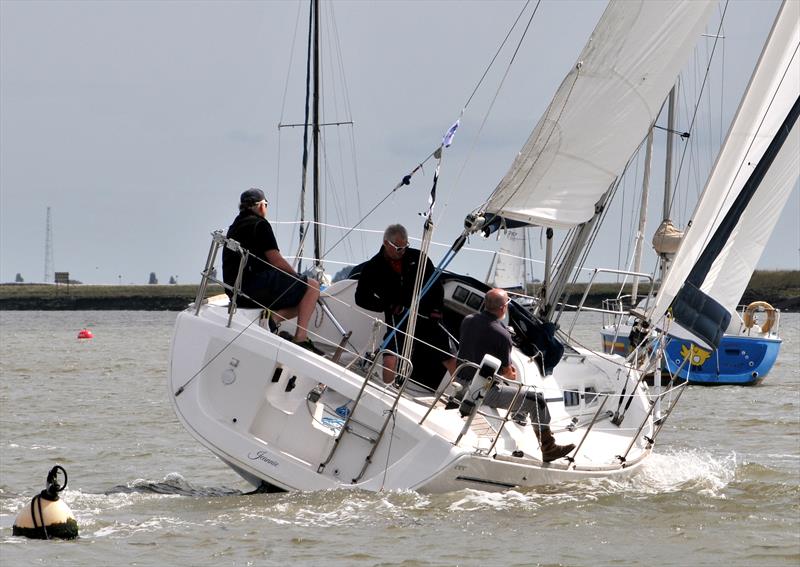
[355,224,455,387]
[222,188,321,354]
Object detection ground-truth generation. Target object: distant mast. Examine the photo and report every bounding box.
[44,206,54,283]
[297,0,323,277]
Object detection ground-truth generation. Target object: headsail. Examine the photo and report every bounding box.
[490,229,527,289]
[481,0,714,229]
[649,0,800,348]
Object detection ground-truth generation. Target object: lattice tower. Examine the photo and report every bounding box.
[44,206,54,283]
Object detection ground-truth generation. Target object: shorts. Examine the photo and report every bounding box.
[239,267,308,311]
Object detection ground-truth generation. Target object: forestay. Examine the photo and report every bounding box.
[648,0,800,343]
[481,0,714,229]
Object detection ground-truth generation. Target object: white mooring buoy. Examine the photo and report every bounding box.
[13,465,78,540]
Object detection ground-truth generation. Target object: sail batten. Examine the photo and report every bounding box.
[482,0,715,229]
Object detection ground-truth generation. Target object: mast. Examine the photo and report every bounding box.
[312,0,322,274]
[631,127,654,303]
[659,85,676,280]
[44,206,54,283]
[296,0,315,273]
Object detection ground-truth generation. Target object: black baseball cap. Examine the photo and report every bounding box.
[240,188,267,206]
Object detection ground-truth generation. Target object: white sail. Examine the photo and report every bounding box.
[482,0,714,228]
[491,229,527,289]
[650,0,800,324]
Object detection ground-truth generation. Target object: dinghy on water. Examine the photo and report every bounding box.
[168,0,720,492]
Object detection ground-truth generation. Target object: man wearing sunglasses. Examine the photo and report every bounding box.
[354,224,456,387]
[222,188,322,354]
[456,288,575,462]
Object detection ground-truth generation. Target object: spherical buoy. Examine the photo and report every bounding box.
[77,329,93,339]
[13,465,78,540]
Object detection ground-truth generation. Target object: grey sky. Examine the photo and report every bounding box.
[1,0,797,285]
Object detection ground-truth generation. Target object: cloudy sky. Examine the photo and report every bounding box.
[1,0,796,285]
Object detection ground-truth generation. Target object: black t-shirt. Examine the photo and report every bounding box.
[456,310,512,381]
[222,210,279,287]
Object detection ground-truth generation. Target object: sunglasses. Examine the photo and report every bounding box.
[385,240,409,253]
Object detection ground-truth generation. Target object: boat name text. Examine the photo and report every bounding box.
[248,451,279,467]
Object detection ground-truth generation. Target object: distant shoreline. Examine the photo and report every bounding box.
[1,270,797,311]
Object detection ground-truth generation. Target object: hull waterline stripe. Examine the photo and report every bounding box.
[455,476,518,488]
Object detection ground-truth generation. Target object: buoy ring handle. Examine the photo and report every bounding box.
[743,301,776,334]
[42,465,68,501]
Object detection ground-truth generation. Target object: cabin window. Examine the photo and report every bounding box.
[584,387,597,405]
[466,293,484,311]
[453,285,470,303]
[563,390,580,407]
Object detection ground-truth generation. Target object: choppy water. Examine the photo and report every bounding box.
[1,310,798,566]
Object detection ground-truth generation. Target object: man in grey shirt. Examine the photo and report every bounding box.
[457,288,574,462]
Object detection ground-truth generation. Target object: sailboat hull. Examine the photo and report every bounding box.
[663,334,781,385]
[168,277,654,493]
[600,325,781,385]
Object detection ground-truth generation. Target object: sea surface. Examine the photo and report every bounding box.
[0,310,798,566]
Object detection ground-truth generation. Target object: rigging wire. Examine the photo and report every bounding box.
[289,1,543,267]
[276,1,304,242]
[461,0,533,113]
[436,0,543,225]
[320,6,343,262]
[668,0,730,217]
[328,2,366,260]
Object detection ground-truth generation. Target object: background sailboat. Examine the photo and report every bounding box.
[486,228,537,310]
[598,0,798,385]
[644,0,799,385]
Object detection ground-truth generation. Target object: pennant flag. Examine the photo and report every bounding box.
[427,164,441,217]
[442,119,460,147]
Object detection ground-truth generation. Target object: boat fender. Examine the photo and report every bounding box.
[743,301,776,334]
[13,465,78,540]
[459,354,500,417]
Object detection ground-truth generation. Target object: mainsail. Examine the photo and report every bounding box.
[481,0,714,228]
[648,0,800,348]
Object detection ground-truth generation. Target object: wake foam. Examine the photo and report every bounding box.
[105,472,243,497]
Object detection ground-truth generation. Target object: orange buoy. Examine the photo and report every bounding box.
[77,329,93,340]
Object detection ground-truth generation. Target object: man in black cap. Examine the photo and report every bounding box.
[222,188,322,354]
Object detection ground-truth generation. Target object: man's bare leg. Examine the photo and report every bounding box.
[293,279,320,342]
[268,279,320,343]
[382,353,397,384]
[443,357,457,377]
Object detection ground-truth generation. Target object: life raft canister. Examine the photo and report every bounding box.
[743,301,777,334]
[13,465,78,540]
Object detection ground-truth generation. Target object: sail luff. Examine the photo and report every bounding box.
[481,0,715,229]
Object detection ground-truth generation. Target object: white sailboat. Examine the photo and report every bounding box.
[168,0,716,492]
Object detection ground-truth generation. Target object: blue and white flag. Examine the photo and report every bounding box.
[442,119,460,148]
